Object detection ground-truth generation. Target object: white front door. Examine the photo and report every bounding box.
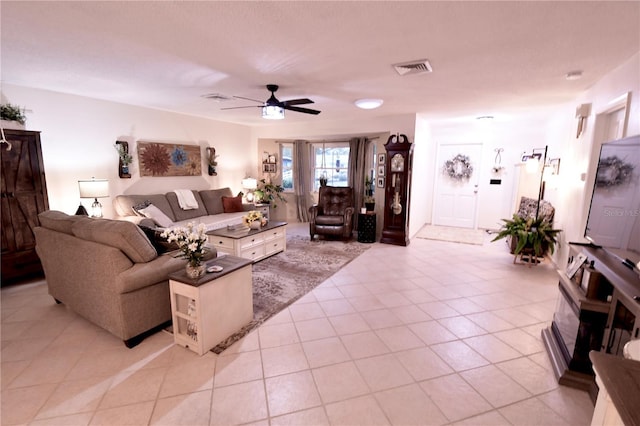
[432,143,483,229]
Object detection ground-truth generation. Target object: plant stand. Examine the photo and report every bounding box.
[514,248,542,267]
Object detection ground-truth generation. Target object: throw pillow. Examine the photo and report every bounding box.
[222,193,244,213]
[132,200,152,216]
[138,204,174,228]
[138,225,179,254]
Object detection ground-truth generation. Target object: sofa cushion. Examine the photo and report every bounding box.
[138,225,179,254]
[131,200,152,216]
[72,218,158,263]
[38,210,90,235]
[113,194,176,221]
[200,188,233,215]
[222,194,244,213]
[166,190,208,221]
[138,204,174,228]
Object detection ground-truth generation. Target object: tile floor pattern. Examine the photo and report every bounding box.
[1,224,595,425]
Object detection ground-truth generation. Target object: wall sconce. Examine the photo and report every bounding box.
[241,177,258,202]
[78,178,109,217]
[575,103,591,138]
[492,148,505,173]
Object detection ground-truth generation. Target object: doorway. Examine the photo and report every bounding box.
[432,143,483,229]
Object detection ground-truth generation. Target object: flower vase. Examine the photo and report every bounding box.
[186,263,205,279]
[250,221,261,230]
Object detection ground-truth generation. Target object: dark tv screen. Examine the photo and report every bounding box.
[585,134,640,270]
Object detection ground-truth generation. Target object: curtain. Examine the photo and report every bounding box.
[348,137,370,224]
[293,140,311,222]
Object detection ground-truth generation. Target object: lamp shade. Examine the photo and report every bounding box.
[78,179,109,198]
[242,177,258,190]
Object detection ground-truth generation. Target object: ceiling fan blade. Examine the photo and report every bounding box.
[283,105,321,115]
[220,105,262,110]
[282,98,314,106]
[232,95,264,104]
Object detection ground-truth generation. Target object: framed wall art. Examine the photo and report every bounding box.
[377,165,385,177]
[137,141,202,177]
[378,153,386,165]
[377,177,385,188]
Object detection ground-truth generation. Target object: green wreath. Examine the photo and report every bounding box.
[444,154,473,181]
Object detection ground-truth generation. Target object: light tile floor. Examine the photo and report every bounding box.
[1,224,595,425]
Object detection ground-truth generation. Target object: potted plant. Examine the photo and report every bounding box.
[364,176,375,211]
[114,143,133,175]
[492,214,561,262]
[254,179,287,208]
[0,103,26,129]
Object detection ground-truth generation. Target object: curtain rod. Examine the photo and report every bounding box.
[276,136,380,144]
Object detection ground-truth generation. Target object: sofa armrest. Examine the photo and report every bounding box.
[242,203,256,211]
[116,254,186,294]
[344,206,355,229]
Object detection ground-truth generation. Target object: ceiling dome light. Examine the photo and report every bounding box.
[354,99,384,110]
[565,71,583,81]
[262,105,285,120]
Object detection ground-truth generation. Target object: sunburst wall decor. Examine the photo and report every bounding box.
[137,141,201,177]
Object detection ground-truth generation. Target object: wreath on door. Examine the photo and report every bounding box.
[444,154,473,181]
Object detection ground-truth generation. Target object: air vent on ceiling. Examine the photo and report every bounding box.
[201,93,232,102]
[393,59,433,76]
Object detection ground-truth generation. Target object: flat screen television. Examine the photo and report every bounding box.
[585,134,640,273]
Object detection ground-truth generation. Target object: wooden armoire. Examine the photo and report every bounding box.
[1,129,49,285]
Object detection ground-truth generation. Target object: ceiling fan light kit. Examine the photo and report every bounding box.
[262,105,285,120]
[354,99,384,109]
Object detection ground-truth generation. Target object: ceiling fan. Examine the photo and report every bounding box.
[221,84,321,119]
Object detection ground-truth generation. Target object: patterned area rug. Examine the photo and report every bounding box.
[210,233,371,353]
[416,224,486,246]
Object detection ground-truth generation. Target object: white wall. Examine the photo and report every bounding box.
[426,110,561,230]
[1,84,254,218]
[551,52,640,265]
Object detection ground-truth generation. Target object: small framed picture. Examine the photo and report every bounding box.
[566,253,587,279]
[377,177,385,188]
[377,165,385,177]
[378,153,386,165]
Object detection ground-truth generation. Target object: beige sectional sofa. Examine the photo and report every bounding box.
[113,187,252,231]
[34,187,251,347]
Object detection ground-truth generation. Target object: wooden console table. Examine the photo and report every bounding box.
[542,244,640,401]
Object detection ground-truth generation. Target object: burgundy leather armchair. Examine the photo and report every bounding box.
[309,186,355,240]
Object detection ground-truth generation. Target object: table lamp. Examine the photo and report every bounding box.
[242,177,258,202]
[78,178,109,217]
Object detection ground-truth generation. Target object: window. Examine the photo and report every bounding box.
[281,143,293,192]
[312,143,350,191]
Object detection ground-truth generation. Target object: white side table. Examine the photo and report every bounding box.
[169,255,253,355]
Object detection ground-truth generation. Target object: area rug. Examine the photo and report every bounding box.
[210,233,371,353]
[416,224,486,246]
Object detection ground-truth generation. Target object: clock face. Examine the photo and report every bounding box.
[391,154,404,172]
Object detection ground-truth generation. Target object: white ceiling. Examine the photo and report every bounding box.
[1,1,639,127]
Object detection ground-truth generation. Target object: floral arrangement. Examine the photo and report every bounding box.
[160,222,208,267]
[243,210,267,227]
[114,143,133,165]
[443,154,473,181]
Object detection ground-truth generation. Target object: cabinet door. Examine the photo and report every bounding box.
[603,291,638,355]
[1,130,49,283]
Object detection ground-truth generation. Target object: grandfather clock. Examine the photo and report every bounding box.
[380,134,413,246]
